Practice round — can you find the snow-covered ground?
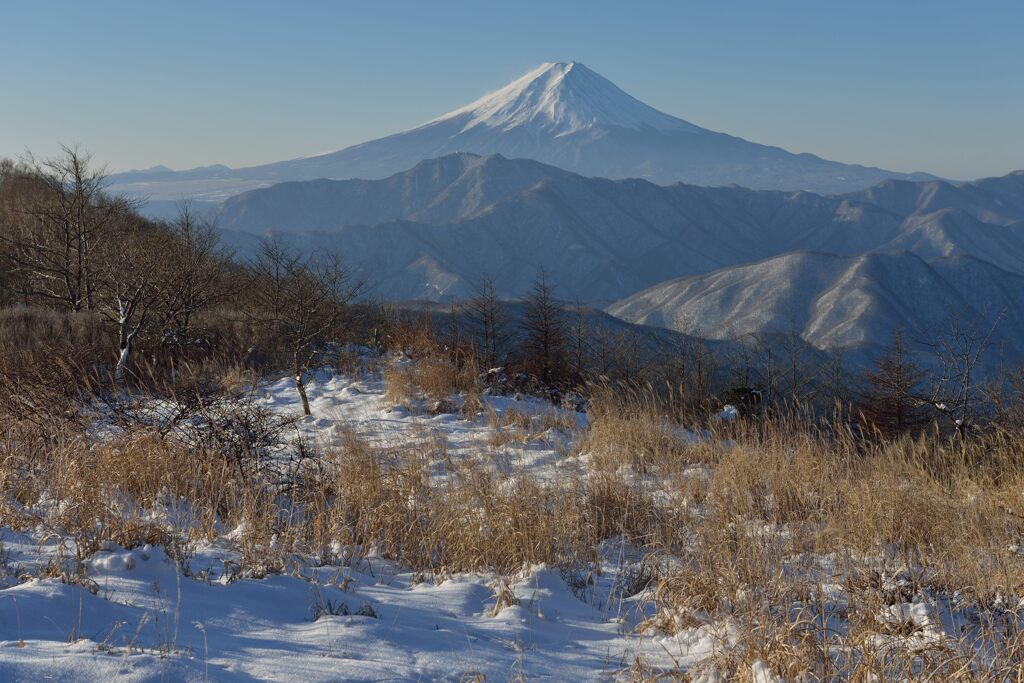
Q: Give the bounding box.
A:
[253,370,590,484]
[0,368,1015,680]
[0,370,727,681]
[0,537,709,681]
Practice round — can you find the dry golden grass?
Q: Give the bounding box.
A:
[0,429,238,578]
[580,384,702,475]
[614,411,1024,679]
[4,369,1024,678]
[321,434,632,572]
[383,363,416,405]
[385,355,479,409]
[483,405,577,451]
[485,407,532,447]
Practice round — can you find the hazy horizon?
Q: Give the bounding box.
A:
[3,0,1022,180]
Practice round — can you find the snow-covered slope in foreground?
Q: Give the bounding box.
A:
[0,373,707,681]
[0,543,694,681]
[111,62,935,202]
[0,365,1003,679]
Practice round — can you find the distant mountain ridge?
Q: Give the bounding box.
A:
[111,62,936,202]
[212,154,1024,303]
[214,154,574,231]
[606,251,1024,366]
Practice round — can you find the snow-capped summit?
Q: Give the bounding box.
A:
[111,62,936,202]
[430,62,698,136]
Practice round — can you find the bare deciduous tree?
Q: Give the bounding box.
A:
[0,146,127,311]
[568,300,590,381]
[156,204,234,354]
[466,277,511,369]
[917,311,1004,439]
[680,337,718,410]
[780,327,818,407]
[95,214,171,382]
[245,239,361,415]
[520,270,568,387]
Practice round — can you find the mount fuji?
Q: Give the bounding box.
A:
[111,62,935,202]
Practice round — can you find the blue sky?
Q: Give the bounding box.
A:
[2,0,1021,179]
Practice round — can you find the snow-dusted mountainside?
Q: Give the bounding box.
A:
[112,62,935,202]
[606,251,1024,365]
[214,155,1024,303]
[214,153,575,232]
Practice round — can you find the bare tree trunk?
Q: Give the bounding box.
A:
[294,376,309,413]
[296,373,311,416]
[294,353,312,415]
[115,329,136,383]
